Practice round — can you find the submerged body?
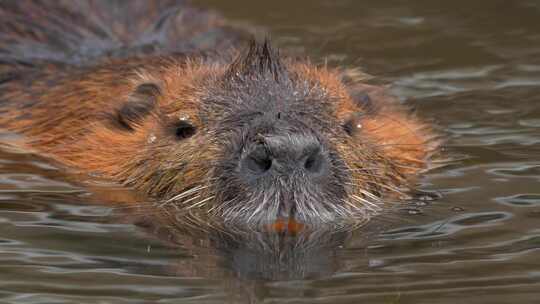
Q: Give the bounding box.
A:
[0,1,437,230]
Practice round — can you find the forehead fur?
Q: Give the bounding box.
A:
[225,39,286,82]
[197,40,345,131]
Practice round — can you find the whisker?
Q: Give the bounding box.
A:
[164,185,208,203]
[186,195,215,210]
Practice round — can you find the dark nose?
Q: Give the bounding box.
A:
[241,134,329,178]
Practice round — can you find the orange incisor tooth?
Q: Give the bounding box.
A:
[270,219,304,234]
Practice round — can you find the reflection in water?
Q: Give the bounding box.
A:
[133,212,355,303]
[216,230,345,281]
[134,207,353,279]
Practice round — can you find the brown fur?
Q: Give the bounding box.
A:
[0,1,438,229]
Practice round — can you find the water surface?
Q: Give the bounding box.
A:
[1,1,539,303]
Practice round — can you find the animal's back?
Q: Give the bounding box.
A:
[0,0,245,66]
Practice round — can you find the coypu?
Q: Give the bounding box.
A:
[0,1,438,231]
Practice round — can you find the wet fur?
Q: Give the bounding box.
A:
[0,1,438,230]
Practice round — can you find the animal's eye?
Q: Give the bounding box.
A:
[174,121,197,140]
[342,116,361,136]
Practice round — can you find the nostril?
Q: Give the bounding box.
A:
[304,154,316,170]
[247,156,272,173]
[244,146,272,174]
[303,148,325,174]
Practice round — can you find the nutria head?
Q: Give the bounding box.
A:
[206,42,352,227]
[27,40,435,230]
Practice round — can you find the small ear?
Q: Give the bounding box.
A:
[347,83,385,115]
[350,90,373,110]
[113,83,161,131]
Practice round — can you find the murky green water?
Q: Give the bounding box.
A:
[1,1,539,303]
